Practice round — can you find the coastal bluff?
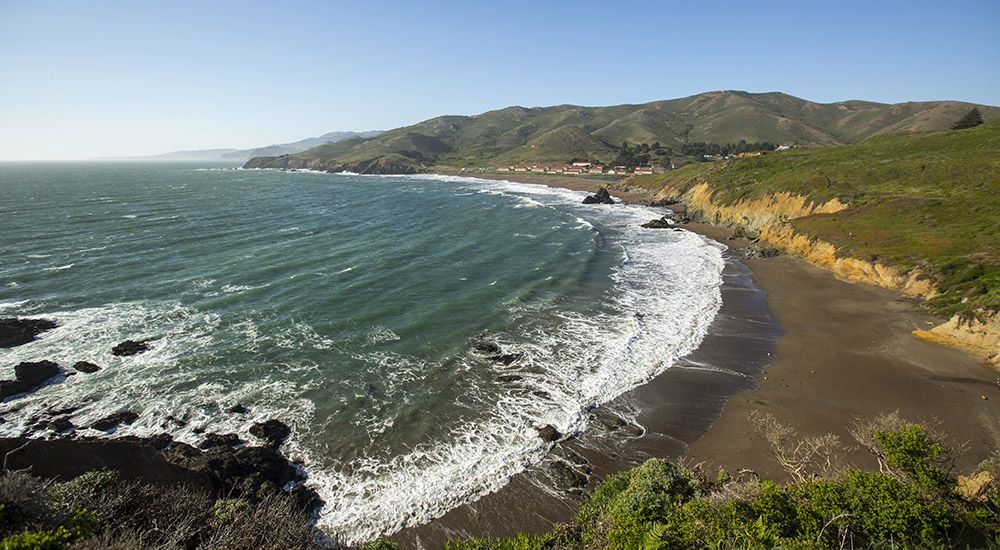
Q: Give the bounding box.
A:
[243,154,416,174]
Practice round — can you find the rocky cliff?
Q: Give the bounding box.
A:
[615,178,999,365]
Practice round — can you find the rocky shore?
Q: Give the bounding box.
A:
[0,317,321,516]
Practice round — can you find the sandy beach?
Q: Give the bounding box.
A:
[395,172,1000,548]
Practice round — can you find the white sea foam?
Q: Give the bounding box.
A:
[42,264,74,272]
[122,214,138,219]
[0,300,29,312]
[336,266,357,274]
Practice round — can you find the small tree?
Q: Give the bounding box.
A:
[951,108,984,130]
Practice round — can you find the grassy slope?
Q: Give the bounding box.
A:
[626,120,1000,317]
[276,91,1000,169]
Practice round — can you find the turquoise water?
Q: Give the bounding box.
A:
[0,163,724,542]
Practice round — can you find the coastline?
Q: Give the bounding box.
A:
[394,172,1000,547]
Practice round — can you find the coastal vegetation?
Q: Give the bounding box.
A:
[243,91,999,173]
[621,119,1000,321]
[445,414,1000,549]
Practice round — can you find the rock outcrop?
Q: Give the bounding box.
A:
[72,361,102,373]
[582,188,615,204]
[0,360,62,400]
[0,318,58,348]
[250,419,291,448]
[112,340,152,356]
[640,216,673,229]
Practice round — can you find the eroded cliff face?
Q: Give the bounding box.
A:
[619,178,997,364]
[913,312,1000,366]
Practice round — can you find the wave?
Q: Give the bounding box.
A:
[42,264,74,272]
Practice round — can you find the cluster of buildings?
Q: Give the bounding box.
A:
[496,161,665,176]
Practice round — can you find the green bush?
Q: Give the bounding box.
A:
[874,424,954,493]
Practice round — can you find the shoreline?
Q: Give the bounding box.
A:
[393,172,1000,547]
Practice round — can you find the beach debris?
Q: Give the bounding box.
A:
[0,360,63,400]
[582,187,615,205]
[112,339,152,356]
[538,424,561,442]
[250,419,291,448]
[0,317,58,348]
[91,410,139,431]
[640,216,674,229]
[72,361,102,373]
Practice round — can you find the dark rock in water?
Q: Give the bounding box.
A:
[538,424,561,442]
[199,432,243,449]
[112,340,151,356]
[250,419,291,448]
[592,408,628,431]
[496,374,523,383]
[640,216,673,229]
[71,361,102,373]
[91,410,139,431]
[49,417,75,434]
[0,318,58,348]
[473,339,501,355]
[228,403,249,414]
[166,414,188,427]
[290,482,325,512]
[582,187,615,205]
[550,461,588,490]
[0,360,62,401]
[490,353,523,365]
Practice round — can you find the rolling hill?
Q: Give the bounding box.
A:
[99,130,381,161]
[243,91,999,172]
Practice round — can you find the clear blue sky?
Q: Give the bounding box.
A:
[2,0,998,159]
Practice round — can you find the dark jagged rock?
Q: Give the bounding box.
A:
[0,360,62,400]
[0,318,58,348]
[49,417,75,433]
[112,340,151,356]
[228,403,249,414]
[199,432,243,449]
[490,353,523,365]
[71,361,102,373]
[640,216,674,229]
[496,374,523,383]
[538,424,561,442]
[582,187,615,205]
[91,410,139,431]
[739,244,784,259]
[250,419,291,448]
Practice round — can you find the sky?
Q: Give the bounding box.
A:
[1,0,998,160]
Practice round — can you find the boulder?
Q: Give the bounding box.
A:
[496,374,523,383]
[0,360,62,400]
[0,318,58,348]
[538,424,561,442]
[582,188,615,205]
[649,198,681,207]
[640,216,673,229]
[228,403,249,414]
[112,340,152,356]
[91,410,139,431]
[473,339,501,355]
[71,361,102,373]
[250,419,291,448]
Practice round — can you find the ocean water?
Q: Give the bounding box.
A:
[0,162,724,543]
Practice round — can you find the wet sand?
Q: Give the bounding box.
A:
[394,174,1000,548]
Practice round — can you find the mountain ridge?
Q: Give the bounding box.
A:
[96,130,382,161]
[244,91,1000,173]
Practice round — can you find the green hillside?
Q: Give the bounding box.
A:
[623,119,1000,318]
[246,91,999,171]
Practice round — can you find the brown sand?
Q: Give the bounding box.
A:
[393,174,1000,548]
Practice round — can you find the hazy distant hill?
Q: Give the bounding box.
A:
[99,130,381,161]
[245,91,1000,172]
